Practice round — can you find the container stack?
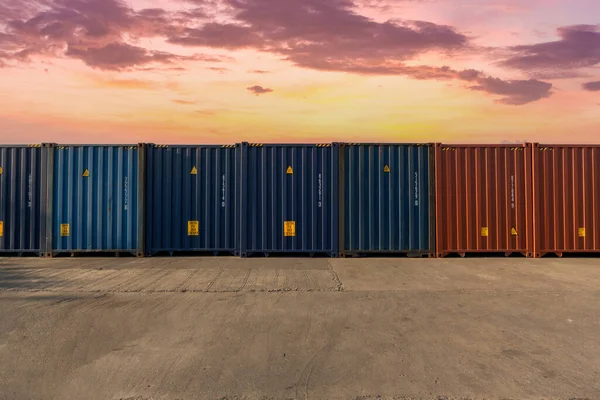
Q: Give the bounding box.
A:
[0,141,598,258]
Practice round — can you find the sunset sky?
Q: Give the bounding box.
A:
[0,0,599,144]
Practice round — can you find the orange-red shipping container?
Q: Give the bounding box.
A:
[533,144,600,257]
[435,143,534,257]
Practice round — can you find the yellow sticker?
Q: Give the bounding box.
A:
[578,228,585,237]
[286,166,293,174]
[82,169,89,177]
[284,221,296,237]
[481,227,488,237]
[60,224,70,237]
[188,221,199,236]
[0,221,3,237]
[0,166,3,175]
[383,165,391,173]
[511,227,518,236]
[191,166,198,175]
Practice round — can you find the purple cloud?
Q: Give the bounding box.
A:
[501,25,600,76]
[0,0,553,105]
[468,77,552,105]
[247,85,273,95]
[583,81,600,91]
[0,0,212,68]
[169,0,469,68]
[66,43,177,70]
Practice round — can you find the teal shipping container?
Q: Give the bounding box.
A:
[339,143,435,257]
[44,144,145,256]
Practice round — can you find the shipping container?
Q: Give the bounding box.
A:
[0,145,49,255]
[533,144,600,256]
[435,144,534,257]
[238,143,338,257]
[44,144,145,256]
[339,143,435,257]
[145,144,238,256]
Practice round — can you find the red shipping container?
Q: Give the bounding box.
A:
[435,144,534,257]
[533,144,600,257]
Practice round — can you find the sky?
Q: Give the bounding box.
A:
[0,0,599,144]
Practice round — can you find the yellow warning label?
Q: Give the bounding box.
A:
[188,221,199,236]
[0,221,3,237]
[60,224,70,237]
[191,166,198,175]
[82,169,89,177]
[511,227,518,236]
[578,227,586,237]
[286,166,293,174]
[481,227,488,237]
[0,166,3,175]
[383,165,391,173]
[284,221,296,237]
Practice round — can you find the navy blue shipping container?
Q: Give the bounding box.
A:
[339,143,435,257]
[145,144,238,255]
[0,145,48,255]
[238,143,338,257]
[44,144,145,256]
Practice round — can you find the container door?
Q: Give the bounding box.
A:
[51,146,141,254]
[0,147,43,254]
[341,144,433,256]
[240,144,337,256]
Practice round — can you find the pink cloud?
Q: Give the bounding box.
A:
[501,25,600,76]
[247,85,273,95]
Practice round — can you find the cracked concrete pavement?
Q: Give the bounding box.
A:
[0,257,599,400]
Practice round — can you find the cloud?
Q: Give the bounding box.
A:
[249,69,270,74]
[583,81,600,91]
[207,66,230,72]
[168,0,469,71]
[293,62,552,105]
[168,23,263,49]
[0,0,216,69]
[247,85,273,95]
[468,77,552,105]
[173,99,197,104]
[501,25,600,76]
[0,0,551,105]
[66,43,180,70]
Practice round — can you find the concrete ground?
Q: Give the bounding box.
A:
[0,257,599,400]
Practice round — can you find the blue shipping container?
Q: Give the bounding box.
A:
[44,144,144,256]
[145,144,238,255]
[239,143,338,257]
[0,145,48,255]
[339,143,435,257]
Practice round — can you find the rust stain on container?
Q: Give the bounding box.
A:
[533,144,600,257]
[435,143,534,257]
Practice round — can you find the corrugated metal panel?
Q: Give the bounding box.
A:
[339,143,435,257]
[145,144,238,255]
[533,144,600,256]
[238,143,338,257]
[45,144,144,256]
[435,144,534,257]
[0,145,48,255]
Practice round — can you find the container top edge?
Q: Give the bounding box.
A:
[148,144,238,147]
[338,142,436,146]
[0,144,43,148]
[49,144,142,147]
[535,143,600,147]
[438,143,531,147]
